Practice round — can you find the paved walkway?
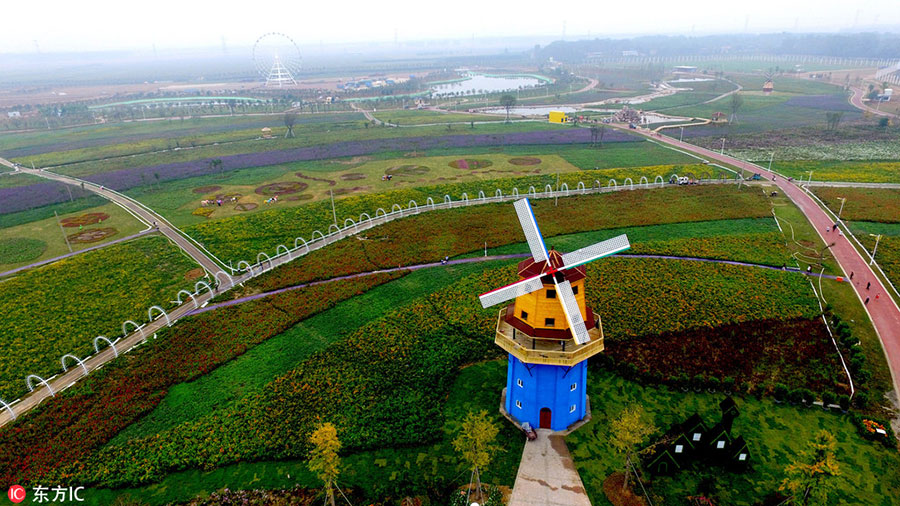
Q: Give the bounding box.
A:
[628,126,900,401]
[508,429,592,506]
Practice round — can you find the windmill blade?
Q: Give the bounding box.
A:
[560,234,630,270]
[555,279,590,345]
[478,274,544,308]
[514,198,549,263]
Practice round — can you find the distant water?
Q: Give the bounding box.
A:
[432,75,543,97]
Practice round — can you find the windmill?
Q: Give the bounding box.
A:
[762,72,774,95]
[479,198,629,432]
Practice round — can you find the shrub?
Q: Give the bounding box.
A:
[773,384,789,402]
[788,389,804,404]
[838,395,851,412]
[822,391,837,406]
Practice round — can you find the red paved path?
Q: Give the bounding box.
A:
[633,128,900,399]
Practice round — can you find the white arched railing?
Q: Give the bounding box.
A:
[294,237,311,255]
[560,183,569,196]
[607,179,617,189]
[595,179,602,190]
[359,212,372,224]
[344,218,357,232]
[236,260,252,273]
[94,336,118,357]
[311,230,326,242]
[148,305,172,327]
[544,184,553,196]
[61,354,89,376]
[408,200,419,214]
[256,252,273,272]
[655,175,665,186]
[0,398,14,419]
[327,224,342,237]
[122,320,145,340]
[26,374,54,397]
[444,195,452,206]
[640,176,649,188]
[461,193,469,205]
[495,189,503,200]
[512,187,519,198]
[177,289,198,309]
[375,208,387,220]
[426,197,435,210]
[214,270,235,290]
[392,203,403,217]
[478,190,486,201]
[577,181,586,194]
[624,178,634,190]
[528,186,537,197]
[194,280,213,296]
[276,244,292,261]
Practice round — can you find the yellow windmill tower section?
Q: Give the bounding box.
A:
[548,111,567,124]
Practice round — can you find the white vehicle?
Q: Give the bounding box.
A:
[677,176,690,185]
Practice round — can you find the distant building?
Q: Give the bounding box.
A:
[763,80,774,94]
[673,66,698,73]
[622,50,640,57]
[876,89,893,102]
[7,111,21,118]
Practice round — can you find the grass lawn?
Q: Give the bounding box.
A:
[0,171,44,189]
[370,108,504,125]
[570,368,900,506]
[83,360,523,506]
[0,201,146,272]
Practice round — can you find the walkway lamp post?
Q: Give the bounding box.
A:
[767,152,774,172]
[679,126,684,142]
[807,170,814,185]
[870,234,883,265]
[837,197,847,221]
[720,138,726,154]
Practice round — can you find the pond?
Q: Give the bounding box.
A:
[431,74,545,97]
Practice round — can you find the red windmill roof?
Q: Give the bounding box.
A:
[517,249,587,282]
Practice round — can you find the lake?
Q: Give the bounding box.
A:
[432,74,545,97]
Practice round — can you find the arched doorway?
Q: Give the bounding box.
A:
[539,407,552,429]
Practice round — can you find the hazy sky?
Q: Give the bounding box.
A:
[2,0,899,53]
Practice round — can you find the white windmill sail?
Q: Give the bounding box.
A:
[560,234,630,269]
[514,198,548,262]
[555,279,590,344]
[479,275,545,308]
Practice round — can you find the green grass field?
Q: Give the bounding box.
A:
[370,108,504,125]
[571,368,900,506]
[0,201,146,272]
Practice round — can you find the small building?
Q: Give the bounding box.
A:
[673,66,698,73]
[876,89,893,102]
[548,111,567,124]
[622,50,640,57]
[261,127,273,139]
[762,80,774,94]
[7,111,21,118]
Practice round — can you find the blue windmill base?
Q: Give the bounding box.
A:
[502,353,591,432]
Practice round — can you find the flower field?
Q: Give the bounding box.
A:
[774,160,900,183]
[54,256,821,488]
[187,183,769,267]
[0,272,403,486]
[0,236,203,400]
[813,187,900,223]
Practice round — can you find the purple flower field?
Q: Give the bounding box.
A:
[782,94,859,112]
[0,181,94,215]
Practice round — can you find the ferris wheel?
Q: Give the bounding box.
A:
[252,32,302,87]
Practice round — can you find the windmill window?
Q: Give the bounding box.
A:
[517,378,524,388]
[693,433,701,441]
[739,453,747,461]
[515,400,522,409]
[716,440,726,449]
[569,404,576,413]
[520,311,528,321]
[544,318,556,327]
[570,382,577,391]
[572,285,579,295]
[675,445,684,454]
[546,289,557,299]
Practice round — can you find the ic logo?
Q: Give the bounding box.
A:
[7,485,26,503]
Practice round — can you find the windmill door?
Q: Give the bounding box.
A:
[539,408,552,429]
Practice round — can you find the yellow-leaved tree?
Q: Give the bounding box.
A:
[609,405,657,492]
[779,429,842,505]
[309,422,342,506]
[453,410,501,504]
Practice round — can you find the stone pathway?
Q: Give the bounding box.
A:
[508,429,592,506]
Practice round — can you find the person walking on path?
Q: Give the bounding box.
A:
[865,296,870,305]
[867,281,871,290]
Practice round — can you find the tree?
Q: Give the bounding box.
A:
[208,159,224,178]
[499,94,517,123]
[284,112,298,138]
[610,405,656,492]
[590,124,606,147]
[825,111,844,130]
[729,92,744,123]
[309,423,342,506]
[453,410,501,504]
[779,429,841,505]
[879,117,890,129]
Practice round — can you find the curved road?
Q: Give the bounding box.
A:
[629,126,900,400]
[849,86,897,118]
